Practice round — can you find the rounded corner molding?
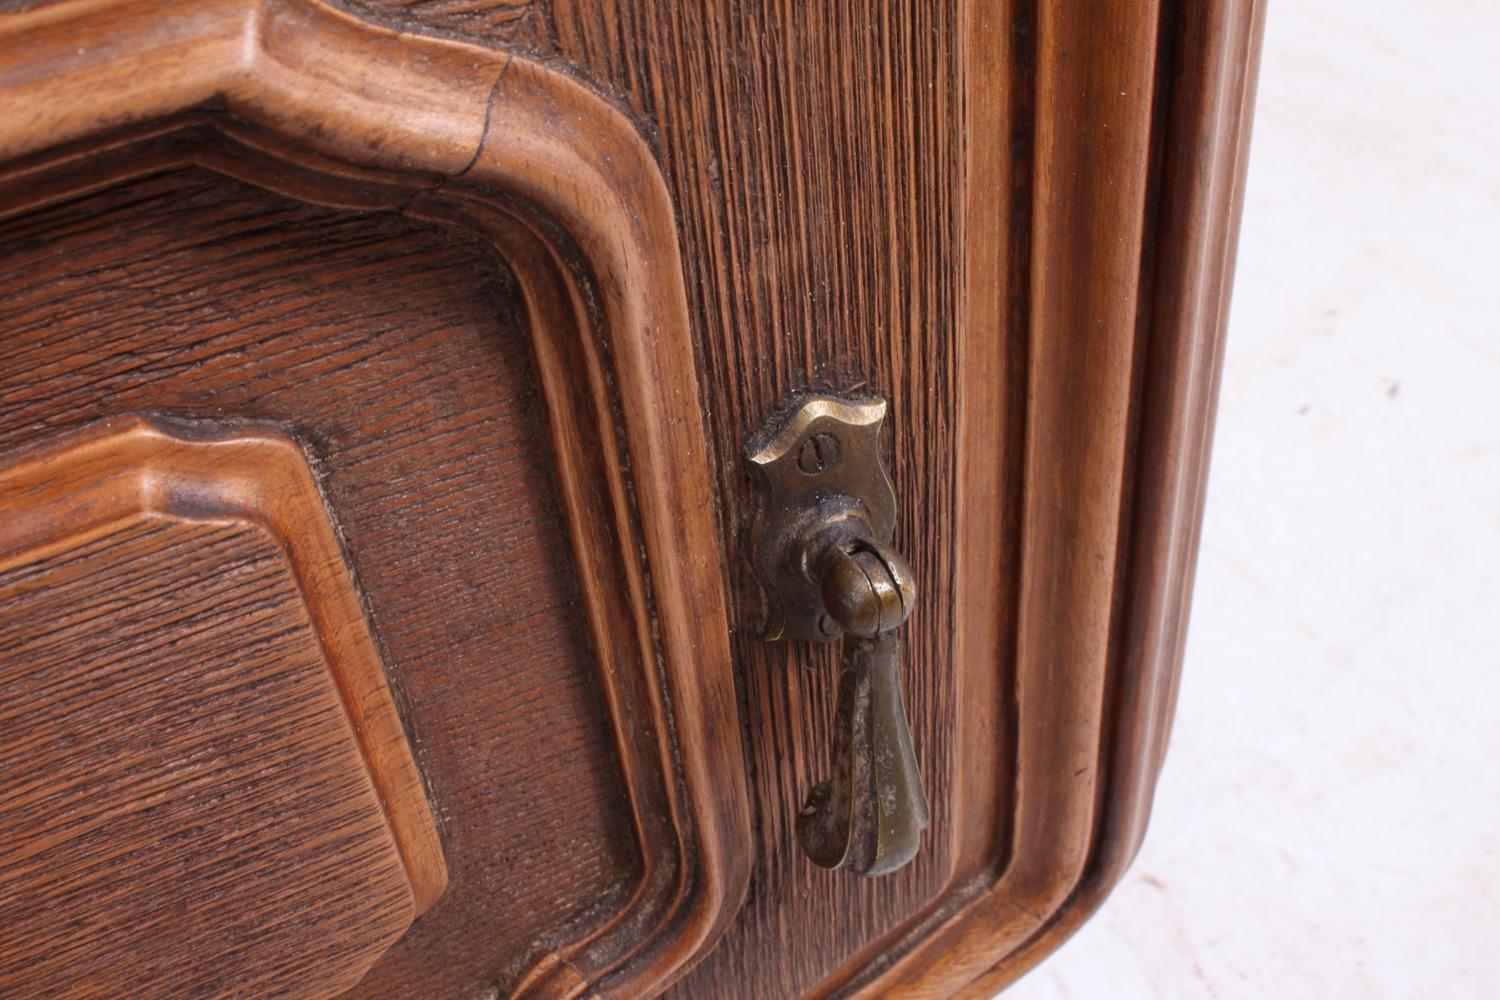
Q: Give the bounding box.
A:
[0,2,751,994]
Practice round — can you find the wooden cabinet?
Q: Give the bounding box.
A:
[0,1,1264,996]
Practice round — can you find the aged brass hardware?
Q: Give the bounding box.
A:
[745,394,930,876]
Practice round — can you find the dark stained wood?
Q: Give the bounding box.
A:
[2,515,420,1000]
[0,170,641,996]
[341,0,540,48]
[514,6,968,996]
[0,509,418,999]
[0,2,759,993]
[0,417,448,926]
[310,0,1264,994]
[530,5,1263,995]
[0,0,1264,994]
[850,3,1270,995]
[0,411,473,994]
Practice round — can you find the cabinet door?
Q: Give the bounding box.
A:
[0,5,749,997]
[0,0,1264,997]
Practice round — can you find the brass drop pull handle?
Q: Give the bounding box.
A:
[798,531,928,874]
[745,395,930,876]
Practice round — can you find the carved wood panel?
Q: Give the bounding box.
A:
[297,1,1265,994]
[0,0,1265,995]
[0,1,753,994]
[365,3,968,991]
[0,418,445,997]
[0,169,646,995]
[2,518,415,999]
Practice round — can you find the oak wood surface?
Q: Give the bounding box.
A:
[0,516,414,998]
[0,0,762,983]
[335,2,1260,996]
[509,7,969,996]
[523,5,1264,996]
[0,169,641,996]
[0,0,1264,994]
[0,417,448,921]
[856,3,1270,995]
[0,1,758,992]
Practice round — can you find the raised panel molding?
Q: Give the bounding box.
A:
[0,417,444,997]
[0,1,752,995]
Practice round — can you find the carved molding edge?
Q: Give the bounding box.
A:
[0,416,446,994]
[0,2,752,995]
[829,3,1272,997]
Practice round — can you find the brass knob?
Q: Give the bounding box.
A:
[817,535,915,639]
[745,394,931,877]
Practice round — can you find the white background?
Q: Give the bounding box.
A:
[1006,2,1500,997]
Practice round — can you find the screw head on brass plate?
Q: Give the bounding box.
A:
[745,394,896,642]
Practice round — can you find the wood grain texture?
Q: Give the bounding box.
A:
[533,7,969,997]
[298,0,1265,994]
[0,0,1265,993]
[341,0,538,48]
[0,1,754,992]
[0,165,660,997]
[0,510,415,999]
[851,3,1270,996]
[0,417,447,922]
[530,5,1263,996]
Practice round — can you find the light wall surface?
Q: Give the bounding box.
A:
[1005,3,1500,997]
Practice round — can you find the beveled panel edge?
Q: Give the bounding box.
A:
[0,2,752,993]
[0,415,448,916]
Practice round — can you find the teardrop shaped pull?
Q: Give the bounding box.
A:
[746,394,930,877]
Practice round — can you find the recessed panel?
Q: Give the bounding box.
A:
[0,168,642,996]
